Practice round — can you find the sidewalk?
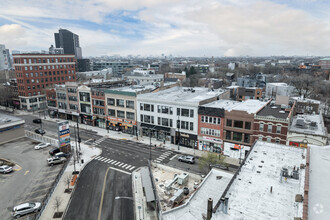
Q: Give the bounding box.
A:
[39,142,101,220]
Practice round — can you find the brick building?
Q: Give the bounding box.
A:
[91,88,106,128]
[13,53,76,110]
[253,103,295,145]
[197,105,225,153]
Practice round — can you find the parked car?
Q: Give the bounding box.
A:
[54,152,70,158]
[34,128,45,135]
[0,165,13,174]
[32,118,42,124]
[47,156,66,166]
[12,202,41,218]
[34,142,50,150]
[178,155,195,164]
[49,147,60,156]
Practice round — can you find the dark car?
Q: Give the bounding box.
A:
[32,119,42,124]
[35,128,45,135]
[49,147,61,156]
[178,155,195,164]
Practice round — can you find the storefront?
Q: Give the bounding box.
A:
[58,109,67,120]
[140,123,171,142]
[107,117,137,135]
[198,136,223,153]
[81,114,93,126]
[95,117,106,129]
[177,132,197,149]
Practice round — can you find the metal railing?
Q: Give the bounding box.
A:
[25,130,59,146]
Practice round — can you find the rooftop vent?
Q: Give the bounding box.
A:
[279,110,285,114]
[296,119,305,128]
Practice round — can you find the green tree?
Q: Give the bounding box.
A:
[198,152,227,174]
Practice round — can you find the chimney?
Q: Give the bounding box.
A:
[206,198,213,220]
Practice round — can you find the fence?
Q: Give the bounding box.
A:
[25,130,58,147]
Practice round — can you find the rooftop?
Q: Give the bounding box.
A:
[267,82,289,86]
[162,169,233,220]
[256,104,290,119]
[214,141,307,220]
[204,99,267,114]
[291,97,321,105]
[0,113,25,128]
[137,86,225,105]
[308,145,330,220]
[289,113,327,136]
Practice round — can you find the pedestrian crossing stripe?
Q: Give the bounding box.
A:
[111,160,116,164]
[114,161,120,166]
[104,159,111,163]
[95,156,101,159]
[129,166,135,171]
[117,163,124,167]
[126,165,132,169]
[122,164,128,168]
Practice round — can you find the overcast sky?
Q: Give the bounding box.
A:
[0,0,329,57]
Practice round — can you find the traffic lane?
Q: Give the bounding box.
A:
[64,160,133,220]
[0,138,63,220]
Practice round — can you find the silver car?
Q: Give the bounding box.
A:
[34,142,50,150]
[47,156,66,166]
[0,165,13,174]
[178,155,195,164]
[12,202,41,218]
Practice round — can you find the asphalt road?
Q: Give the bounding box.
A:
[0,138,64,220]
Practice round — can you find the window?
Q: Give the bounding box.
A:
[276,125,281,134]
[117,110,125,118]
[126,112,135,120]
[190,122,193,131]
[226,131,231,140]
[217,118,221,124]
[275,138,280,144]
[259,122,264,131]
[233,120,244,128]
[190,109,194,117]
[181,108,189,117]
[258,136,263,141]
[116,99,124,107]
[233,132,242,142]
[226,119,232,127]
[107,98,115,106]
[108,109,115,116]
[177,108,180,115]
[180,121,189,130]
[142,104,154,112]
[268,124,272,133]
[266,137,271,142]
[201,116,204,122]
[245,122,251,130]
[244,134,250,143]
[126,100,134,109]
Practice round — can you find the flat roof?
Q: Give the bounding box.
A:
[267,82,289,86]
[137,86,225,105]
[308,145,330,220]
[163,169,233,220]
[291,97,321,104]
[0,113,25,129]
[204,99,267,114]
[289,113,326,136]
[214,141,306,219]
[257,105,290,119]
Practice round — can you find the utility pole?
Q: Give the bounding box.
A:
[73,126,77,172]
[76,118,81,161]
[149,128,152,161]
[177,115,180,151]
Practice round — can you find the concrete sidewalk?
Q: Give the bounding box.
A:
[39,143,101,220]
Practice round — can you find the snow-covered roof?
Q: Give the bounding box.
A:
[267,82,289,87]
[204,99,268,114]
[162,169,233,220]
[289,113,327,137]
[291,97,321,105]
[0,113,25,128]
[214,141,306,220]
[308,145,330,220]
[137,86,225,105]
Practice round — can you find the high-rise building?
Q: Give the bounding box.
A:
[13,53,76,111]
[54,29,82,59]
[0,44,12,70]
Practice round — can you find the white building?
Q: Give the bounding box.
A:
[137,86,228,148]
[265,82,295,98]
[287,113,328,146]
[125,74,164,86]
[132,68,155,75]
[0,44,12,70]
[79,68,112,79]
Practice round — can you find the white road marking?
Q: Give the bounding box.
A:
[104,159,111,163]
[95,156,101,160]
[117,163,124,167]
[122,164,128,168]
[129,166,135,170]
[125,165,132,169]
[100,158,107,162]
[111,161,117,164]
[108,160,114,163]
[169,154,177,160]
[114,162,121,166]
[108,166,131,175]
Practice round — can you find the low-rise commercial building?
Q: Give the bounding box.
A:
[0,113,25,144]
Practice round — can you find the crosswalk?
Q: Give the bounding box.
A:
[94,137,107,145]
[94,156,136,172]
[154,151,175,163]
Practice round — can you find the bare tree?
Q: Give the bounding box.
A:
[198,152,227,174]
[53,196,62,216]
[286,73,319,99]
[63,175,72,191]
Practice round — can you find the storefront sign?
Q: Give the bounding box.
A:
[202,136,223,144]
[180,133,190,138]
[58,120,70,148]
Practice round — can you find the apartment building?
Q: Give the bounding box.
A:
[137,86,229,148]
[78,85,93,125]
[253,103,294,145]
[227,86,263,101]
[91,88,106,128]
[13,53,76,110]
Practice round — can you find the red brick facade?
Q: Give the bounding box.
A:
[13,54,76,97]
[252,119,289,145]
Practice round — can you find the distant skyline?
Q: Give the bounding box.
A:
[0,0,330,57]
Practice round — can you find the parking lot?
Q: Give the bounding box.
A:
[0,137,64,220]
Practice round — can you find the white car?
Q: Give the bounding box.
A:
[12,202,41,218]
[0,165,13,174]
[34,142,50,150]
